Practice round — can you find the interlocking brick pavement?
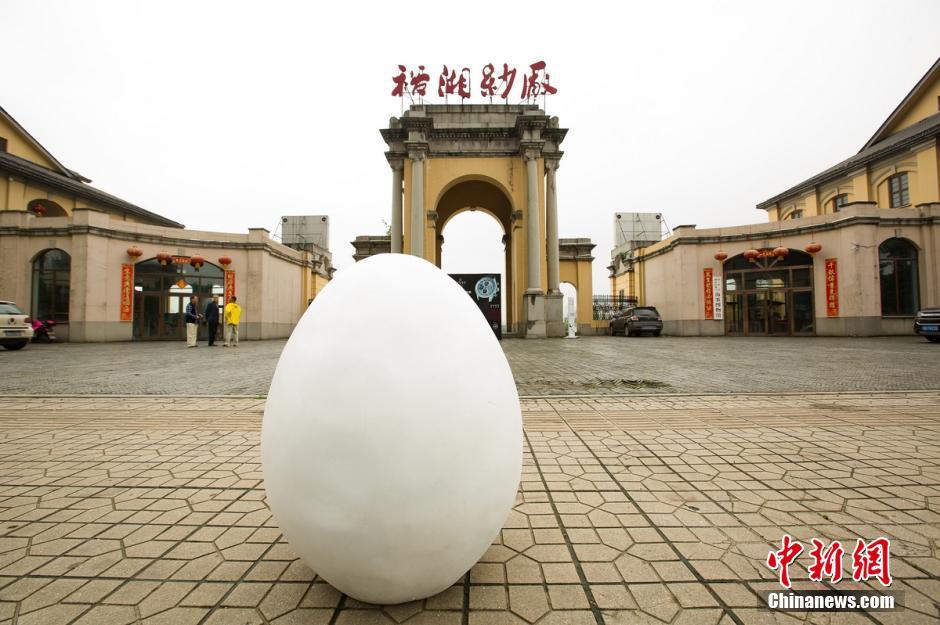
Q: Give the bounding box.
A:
[0,393,937,624]
[1,336,939,396]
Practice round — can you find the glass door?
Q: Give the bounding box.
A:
[745,292,768,335]
[769,290,789,335]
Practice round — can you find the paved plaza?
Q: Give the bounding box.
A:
[0,338,938,623]
[0,336,938,396]
[0,392,938,624]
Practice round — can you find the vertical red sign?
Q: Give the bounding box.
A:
[825,258,839,317]
[225,270,236,301]
[120,263,133,322]
[704,268,714,320]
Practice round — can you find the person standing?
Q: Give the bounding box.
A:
[224,295,242,347]
[185,295,202,347]
[205,295,221,346]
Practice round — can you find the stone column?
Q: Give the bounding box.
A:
[524,151,542,294]
[389,160,403,253]
[409,152,425,258]
[545,159,560,294]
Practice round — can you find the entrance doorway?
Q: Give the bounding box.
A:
[723,250,814,336]
[133,258,224,340]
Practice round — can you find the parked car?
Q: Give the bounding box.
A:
[0,301,34,350]
[611,306,663,337]
[914,308,940,342]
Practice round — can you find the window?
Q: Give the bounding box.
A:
[879,238,918,316]
[783,209,803,220]
[0,136,7,152]
[888,173,909,208]
[31,249,71,323]
[831,194,848,212]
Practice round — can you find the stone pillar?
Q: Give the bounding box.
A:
[545,159,560,294]
[409,152,425,258]
[389,160,403,253]
[524,151,542,294]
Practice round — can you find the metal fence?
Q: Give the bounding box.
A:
[592,294,638,320]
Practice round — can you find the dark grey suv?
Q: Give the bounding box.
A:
[914,308,940,342]
[611,306,663,337]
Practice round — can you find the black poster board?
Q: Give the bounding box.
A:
[449,274,502,339]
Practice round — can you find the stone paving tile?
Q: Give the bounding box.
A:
[0,392,937,623]
[1,336,939,396]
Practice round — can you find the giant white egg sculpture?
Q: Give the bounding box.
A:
[262,253,522,605]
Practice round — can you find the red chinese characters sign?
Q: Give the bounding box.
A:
[703,268,714,320]
[120,263,133,322]
[392,62,557,102]
[825,258,839,317]
[224,270,236,301]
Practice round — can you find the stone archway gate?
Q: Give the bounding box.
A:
[379,104,593,338]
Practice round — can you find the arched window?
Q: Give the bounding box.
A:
[32,249,71,322]
[879,238,919,316]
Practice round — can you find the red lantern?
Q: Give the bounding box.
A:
[156,251,172,267]
[218,255,232,268]
[126,245,143,259]
[190,254,205,271]
[773,246,789,259]
[743,249,760,262]
[32,204,47,216]
[713,251,728,262]
[805,242,822,255]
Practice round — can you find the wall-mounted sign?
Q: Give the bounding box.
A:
[120,263,133,322]
[704,268,714,320]
[825,258,839,317]
[450,274,501,339]
[172,255,190,265]
[712,276,724,321]
[225,270,236,302]
[392,61,557,102]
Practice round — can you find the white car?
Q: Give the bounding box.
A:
[0,301,34,350]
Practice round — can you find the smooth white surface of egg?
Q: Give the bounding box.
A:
[262,253,522,604]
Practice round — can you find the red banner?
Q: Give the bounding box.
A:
[225,270,236,301]
[704,268,714,320]
[825,258,839,317]
[120,263,133,322]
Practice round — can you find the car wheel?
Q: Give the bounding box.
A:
[2,341,28,351]
[927,336,940,343]
[653,331,662,337]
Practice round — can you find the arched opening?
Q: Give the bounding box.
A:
[560,282,577,336]
[31,249,71,323]
[440,211,507,332]
[434,178,515,335]
[879,238,919,316]
[133,257,224,340]
[27,199,67,217]
[722,249,814,336]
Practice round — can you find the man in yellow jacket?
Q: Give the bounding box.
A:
[223,295,242,347]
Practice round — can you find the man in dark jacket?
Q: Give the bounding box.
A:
[205,296,221,346]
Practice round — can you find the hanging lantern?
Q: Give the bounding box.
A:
[156,251,172,267]
[126,245,143,259]
[31,204,47,217]
[218,255,232,268]
[805,242,823,255]
[713,251,728,262]
[190,254,205,271]
[773,246,789,259]
[743,249,760,263]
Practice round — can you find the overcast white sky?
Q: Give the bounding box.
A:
[3,1,939,294]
